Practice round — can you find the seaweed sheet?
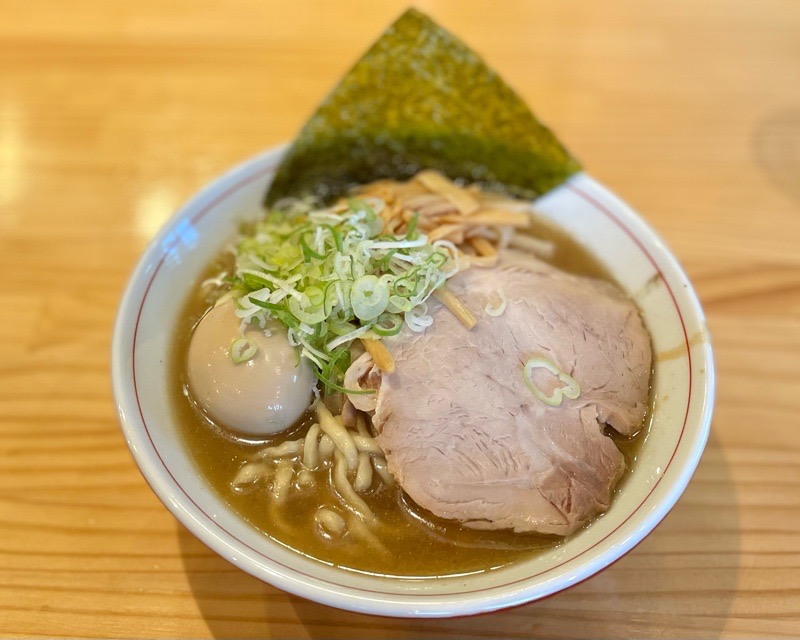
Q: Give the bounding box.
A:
[265,8,580,205]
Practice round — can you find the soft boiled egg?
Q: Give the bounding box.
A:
[186,301,315,436]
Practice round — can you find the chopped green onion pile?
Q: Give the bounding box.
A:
[227,197,459,393]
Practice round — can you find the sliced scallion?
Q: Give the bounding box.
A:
[230,337,258,364]
[523,355,580,406]
[485,290,507,317]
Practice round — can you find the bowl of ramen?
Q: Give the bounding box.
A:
[113,144,714,616]
[112,9,714,618]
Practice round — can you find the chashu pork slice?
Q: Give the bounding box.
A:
[345,250,652,536]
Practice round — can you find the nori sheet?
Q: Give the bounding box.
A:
[265,8,580,205]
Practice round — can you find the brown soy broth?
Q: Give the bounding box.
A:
[170,214,649,577]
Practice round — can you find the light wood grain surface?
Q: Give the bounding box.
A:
[1,1,799,638]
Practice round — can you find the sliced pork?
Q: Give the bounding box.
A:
[347,250,651,536]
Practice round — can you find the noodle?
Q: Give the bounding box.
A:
[303,423,321,469]
[352,434,383,456]
[371,456,395,487]
[255,439,303,459]
[317,404,358,470]
[332,450,375,522]
[236,406,390,525]
[271,460,294,503]
[296,468,315,488]
[318,433,335,459]
[346,514,388,555]
[315,508,347,538]
[231,462,266,489]
[354,451,373,492]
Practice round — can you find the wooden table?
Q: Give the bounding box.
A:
[1,1,798,637]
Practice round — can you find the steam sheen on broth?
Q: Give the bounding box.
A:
[171,193,649,578]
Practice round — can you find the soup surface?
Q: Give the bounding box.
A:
[171,215,648,578]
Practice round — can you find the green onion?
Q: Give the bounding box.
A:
[485,290,507,317]
[248,296,283,311]
[372,313,403,336]
[288,296,327,324]
[230,337,258,364]
[523,355,580,406]
[393,270,420,297]
[405,212,419,239]
[229,197,460,391]
[351,275,390,321]
[300,232,327,261]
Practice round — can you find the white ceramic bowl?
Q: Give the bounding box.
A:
[112,145,715,617]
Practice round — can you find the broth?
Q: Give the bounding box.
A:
[170,215,648,578]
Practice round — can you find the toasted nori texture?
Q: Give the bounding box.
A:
[265,8,580,205]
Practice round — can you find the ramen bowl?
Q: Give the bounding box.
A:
[112,145,715,617]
